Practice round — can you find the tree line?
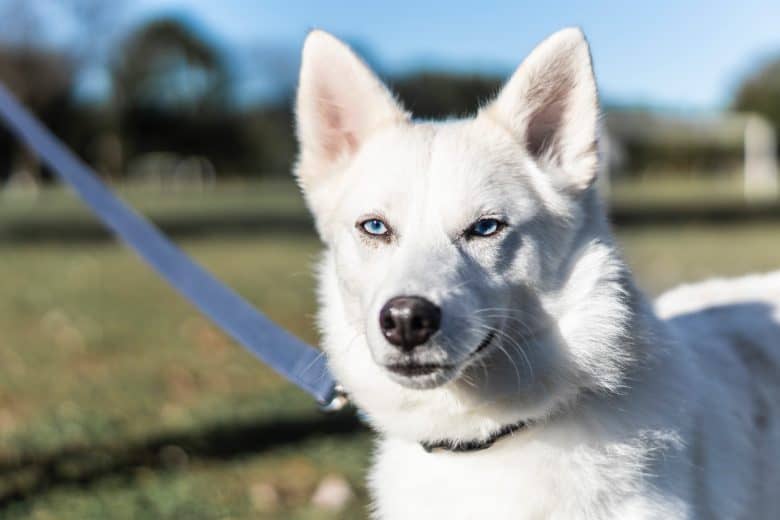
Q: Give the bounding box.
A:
[0,12,777,183]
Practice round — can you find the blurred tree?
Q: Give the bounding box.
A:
[733,56,780,134]
[112,17,249,176]
[391,72,503,119]
[0,46,75,115]
[113,18,230,114]
[0,44,78,183]
[0,0,126,183]
[241,105,296,175]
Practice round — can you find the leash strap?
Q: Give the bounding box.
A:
[0,83,338,405]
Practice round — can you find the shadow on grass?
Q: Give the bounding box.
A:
[0,411,366,508]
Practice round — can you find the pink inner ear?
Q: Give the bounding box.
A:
[523,69,574,163]
[526,97,566,161]
[320,90,359,161]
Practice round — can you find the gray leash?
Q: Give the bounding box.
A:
[0,83,346,410]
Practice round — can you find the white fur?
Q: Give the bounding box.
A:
[294,28,780,519]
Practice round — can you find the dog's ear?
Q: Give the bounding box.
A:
[482,28,599,193]
[295,30,408,188]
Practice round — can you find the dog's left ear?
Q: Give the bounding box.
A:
[295,30,408,185]
[482,28,599,193]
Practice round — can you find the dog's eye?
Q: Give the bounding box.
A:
[466,218,504,238]
[360,218,390,237]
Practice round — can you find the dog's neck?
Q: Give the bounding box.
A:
[420,419,528,453]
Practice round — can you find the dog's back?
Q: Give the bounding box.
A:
[656,272,780,517]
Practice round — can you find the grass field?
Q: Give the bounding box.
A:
[1,181,780,518]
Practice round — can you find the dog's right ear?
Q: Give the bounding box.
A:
[480,28,600,194]
[295,30,408,196]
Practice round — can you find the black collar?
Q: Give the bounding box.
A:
[420,420,527,453]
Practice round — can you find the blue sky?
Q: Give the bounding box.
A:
[24,0,780,110]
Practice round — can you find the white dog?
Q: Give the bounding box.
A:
[293,28,780,519]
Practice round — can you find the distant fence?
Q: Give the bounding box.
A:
[602,111,779,203]
[744,114,778,202]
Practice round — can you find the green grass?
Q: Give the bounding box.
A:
[1,181,780,518]
[0,236,372,519]
[617,223,780,294]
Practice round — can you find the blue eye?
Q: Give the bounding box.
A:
[360,218,389,236]
[468,218,503,237]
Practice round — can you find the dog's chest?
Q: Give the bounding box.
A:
[371,439,558,518]
[369,435,681,520]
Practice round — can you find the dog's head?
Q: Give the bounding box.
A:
[294,29,634,440]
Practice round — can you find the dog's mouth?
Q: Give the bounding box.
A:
[384,331,496,385]
[385,362,453,377]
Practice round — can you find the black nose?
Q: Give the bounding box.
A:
[379,296,441,351]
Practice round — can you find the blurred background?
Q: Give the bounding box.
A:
[1,1,780,518]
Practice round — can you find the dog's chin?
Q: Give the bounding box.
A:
[384,363,458,389]
[380,330,497,390]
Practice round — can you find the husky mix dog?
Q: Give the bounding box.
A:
[293,28,780,519]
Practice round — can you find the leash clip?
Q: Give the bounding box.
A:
[319,384,349,413]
